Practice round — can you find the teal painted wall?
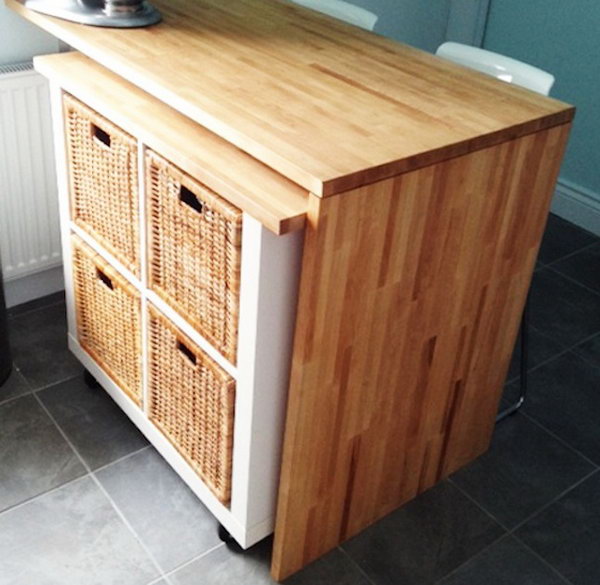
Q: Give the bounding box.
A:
[0,0,452,63]
[355,0,451,53]
[483,0,600,197]
[0,2,58,65]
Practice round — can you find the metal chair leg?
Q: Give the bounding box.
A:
[496,293,530,422]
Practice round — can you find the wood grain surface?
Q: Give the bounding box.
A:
[272,122,571,580]
[10,0,573,196]
[35,52,308,235]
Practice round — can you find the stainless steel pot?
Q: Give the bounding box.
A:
[24,0,161,28]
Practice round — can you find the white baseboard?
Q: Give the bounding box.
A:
[4,265,64,308]
[551,178,600,237]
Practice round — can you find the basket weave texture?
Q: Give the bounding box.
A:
[147,303,235,504]
[146,150,242,364]
[64,93,140,277]
[72,234,142,405]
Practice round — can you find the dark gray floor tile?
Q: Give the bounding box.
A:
[573,333,600,368]
[0,476,159,585]
[286,549,372,585]
[451,414,593,529]
[170,539,369,585]
[170,540,270,585]
[8,302,81,389]
[341,482,505,585]
[0,394,86,512]
[537,214,597,265]
[439,536,566,585]
[0,367,31,403]
[7,290,66,318]
[519,352,600,464]
[96,448,220,573]
[528,268,600,348]
[37,375,148,470]
[550,243,600,294]
[516,471,600,585]
[505,325,567,383]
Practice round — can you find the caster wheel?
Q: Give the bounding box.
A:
[83,369,101,389]
[218,524,242,552]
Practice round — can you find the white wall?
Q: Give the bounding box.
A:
[0,1,58,65]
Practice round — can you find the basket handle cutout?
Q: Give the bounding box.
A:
[179,185,204,214]
[91,123,111,148]
[177,339,197,366]
[96,268,114,290]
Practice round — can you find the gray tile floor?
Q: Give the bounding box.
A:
[1,213,599,585]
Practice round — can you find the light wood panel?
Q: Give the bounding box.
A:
[35,52,308,235]
[10,0,573,196]
[272,123,571,580]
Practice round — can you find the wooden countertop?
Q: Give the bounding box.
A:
[10,0,574,196]
[35,52,308,234]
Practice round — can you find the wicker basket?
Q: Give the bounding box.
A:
[64,93,140,277]
[72,234,142,406]
[147,303,235,504]
[146,150,242,363]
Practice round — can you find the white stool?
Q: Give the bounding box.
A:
[290,0,378,31]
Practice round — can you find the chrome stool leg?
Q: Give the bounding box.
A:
[497,293,530,422]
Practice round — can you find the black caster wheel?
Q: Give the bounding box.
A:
[218,524,242,552]
[83,369,101,389]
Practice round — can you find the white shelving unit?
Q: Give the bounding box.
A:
[48,80,305,548]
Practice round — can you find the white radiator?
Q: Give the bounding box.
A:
[0,61,61,282]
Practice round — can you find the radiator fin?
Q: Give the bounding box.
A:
[0,68,61,281]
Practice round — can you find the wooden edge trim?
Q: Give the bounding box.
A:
[318,108,576,197]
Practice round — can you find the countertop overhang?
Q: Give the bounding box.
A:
[9,0,574,196]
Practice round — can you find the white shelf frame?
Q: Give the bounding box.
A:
[48,81,304,548]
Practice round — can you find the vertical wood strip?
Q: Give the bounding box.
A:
[272,123,571,580]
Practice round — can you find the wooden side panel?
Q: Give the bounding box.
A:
[272,124,571,580]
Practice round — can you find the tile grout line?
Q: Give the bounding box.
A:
[507,468,600,535]
[30,372,85,393]
[446,469,599,585]
[0,369,90,408]
[0,388,36,409]
[520,410,600,469]
[0,471,91,519]
[430,533,514,585]
[92,444,152,474]
[542,239,599,269]
[447,478,512,533]
[32,392,169,582]
[0,370,94,409]
[543,263,600,298]
[337,544,380,585]
[505,329,600,387]
[158,542,226,582]
[510,533,576,585]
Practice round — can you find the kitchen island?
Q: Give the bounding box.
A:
[10,0,574,579]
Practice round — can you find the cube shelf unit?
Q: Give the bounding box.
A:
[45,58,308,548]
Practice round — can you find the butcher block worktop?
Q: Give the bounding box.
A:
[13,0,576,581]
[9,0,573,196]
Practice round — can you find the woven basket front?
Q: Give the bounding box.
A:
[146,150,242,364]
[71,235,142,405]
[147,303,235,505]
[64,93,140,277]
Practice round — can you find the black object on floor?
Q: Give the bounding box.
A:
[0,263,12,386]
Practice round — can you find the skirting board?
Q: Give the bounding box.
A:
[3,264,64,308]
[551,178,600,237]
